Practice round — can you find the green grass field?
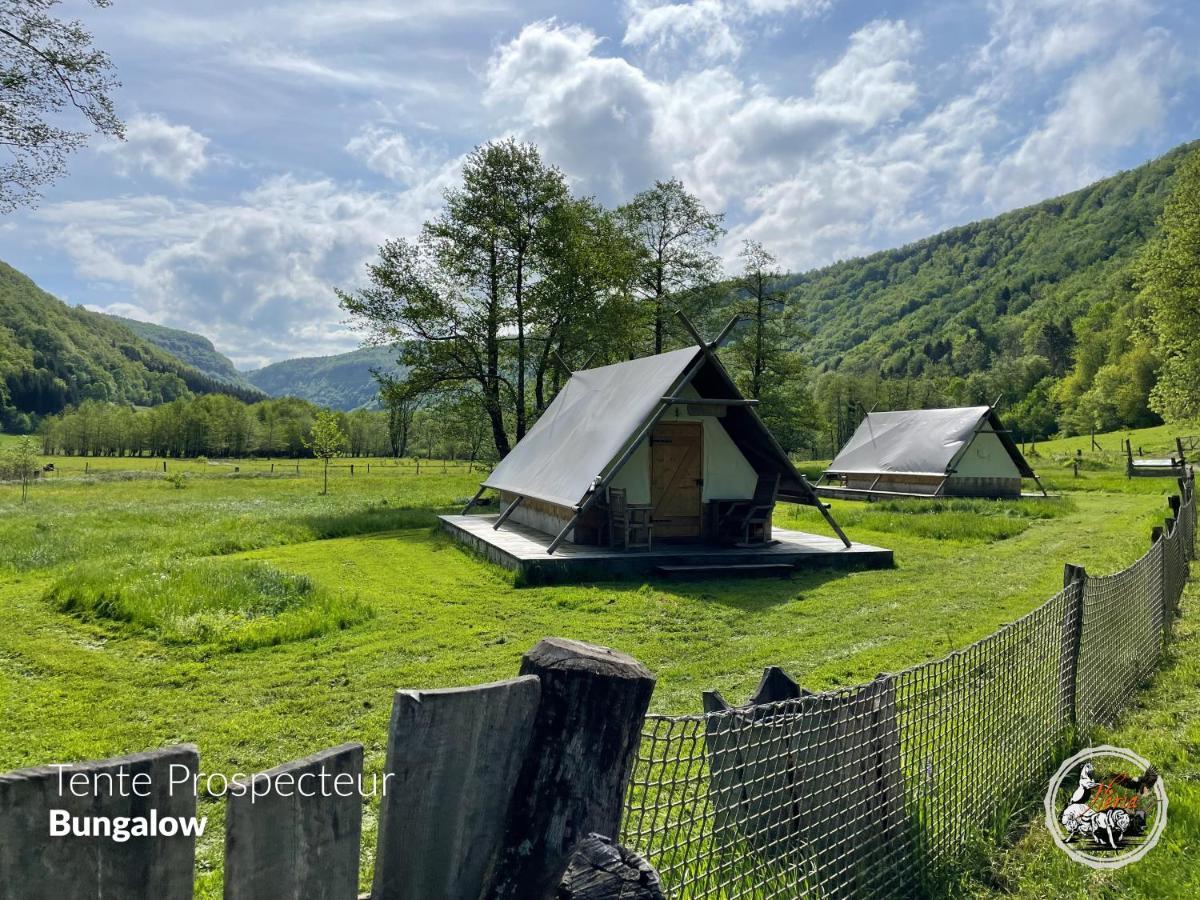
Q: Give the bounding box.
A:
[0,430,1193,895]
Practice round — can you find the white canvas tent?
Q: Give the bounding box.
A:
[821,406,1041,499]
[468,334,849,554]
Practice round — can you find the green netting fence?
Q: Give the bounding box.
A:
[622,475,1195,898]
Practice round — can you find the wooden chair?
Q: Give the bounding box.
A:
[608,488,653,551]
[719,474,779,546]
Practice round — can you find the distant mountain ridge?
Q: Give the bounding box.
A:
[102,314,260,394]
[243,347,406,410]
[0,260,264,430]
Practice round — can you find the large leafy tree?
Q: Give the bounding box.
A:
[617,178,724,353]
[1,0,124,212]
[341,140,644,459]
[1140,149,1200,422]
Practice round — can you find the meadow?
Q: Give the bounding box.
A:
[0,423,1192,895]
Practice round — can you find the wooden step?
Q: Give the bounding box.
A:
[655,563,795,577]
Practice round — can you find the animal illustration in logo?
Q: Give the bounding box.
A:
[1059,762,1157,850]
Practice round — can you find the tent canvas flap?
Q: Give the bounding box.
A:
[483,346,700,509]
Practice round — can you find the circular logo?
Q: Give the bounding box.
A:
[1044,745,1167,869]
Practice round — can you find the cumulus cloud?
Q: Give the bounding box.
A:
[104,114,210,186]
[487,18,919,215]
[979,0,1154,73]
[345,128,439,184]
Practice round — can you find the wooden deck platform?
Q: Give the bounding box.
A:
[439,514,893,584]
[814,485,1052,501]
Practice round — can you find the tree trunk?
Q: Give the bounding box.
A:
[515,255,526,441]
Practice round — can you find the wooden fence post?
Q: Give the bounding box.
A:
[1060,564,1088,732]
[489,638,656,900]
[372,677,541,900]
[0,746,199,900]
[224,744,363,900]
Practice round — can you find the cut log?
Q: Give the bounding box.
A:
[556,834,665,900]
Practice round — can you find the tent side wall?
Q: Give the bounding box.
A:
[497,492,607,544]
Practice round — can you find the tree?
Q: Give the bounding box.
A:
[305,410,346,495]
[379,376,417,458]
[2,436,40,502]
[1139,149,1200,421]
[477,139,569,440]
[1,0,124,212]
[730,241,781,400]
[617,178,725,353]
[721,241,816,452]
[528,196,641,412]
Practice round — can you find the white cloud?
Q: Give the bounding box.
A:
[346,128,440,185]
[37,167,460,368]
[103,114,211,186]
[486,18,920,217]
[623,0,833,61]
[986,37,1173,209]
[979,0,1154,73]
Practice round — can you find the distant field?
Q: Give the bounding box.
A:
[0,426,1192,896]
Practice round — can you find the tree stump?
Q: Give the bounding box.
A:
[556,834,665,900]
[487,638,656,900]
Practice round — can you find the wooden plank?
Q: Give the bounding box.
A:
[224,744,362,900]
[0,746,199,900]
[372,676,541,900]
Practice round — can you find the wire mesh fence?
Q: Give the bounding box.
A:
[623,475,1196,898]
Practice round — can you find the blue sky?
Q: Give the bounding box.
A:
[1,0,1197,368]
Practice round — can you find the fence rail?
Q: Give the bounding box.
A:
[622,474,1196,898]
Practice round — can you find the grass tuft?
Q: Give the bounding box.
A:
[46,558,372,650]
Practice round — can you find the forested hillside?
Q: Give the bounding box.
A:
[244,347,406,410]
[0,261,264,432]
[104,314,260,394]
[786,141,1199,442]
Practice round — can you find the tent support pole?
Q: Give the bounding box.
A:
[493,495,523,530]
[711,315,742,348]
[547,510,581,554]
[461,486,486,516]
[1032,474,1049,497]
[816,499,852,548]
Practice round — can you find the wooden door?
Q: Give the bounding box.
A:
[650,422,703,539]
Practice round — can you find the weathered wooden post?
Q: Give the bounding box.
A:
[556,834,665,900]
[224,744,363,900]
[0,746,199,900]
[372,677,541,900]
[489,638,656,900]
[1059,564,1088,731]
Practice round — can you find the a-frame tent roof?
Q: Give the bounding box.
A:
[825,406,1036,478]
[483,345,824,510]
